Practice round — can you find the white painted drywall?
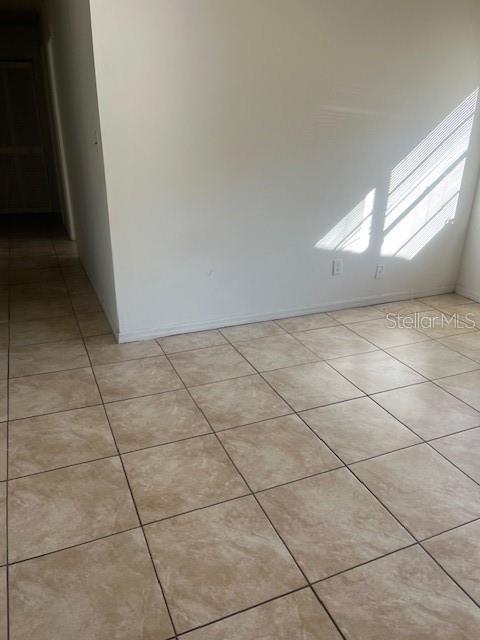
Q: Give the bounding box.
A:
[88,0,480,341]
[457,175,480,301]
[42,0,119,332]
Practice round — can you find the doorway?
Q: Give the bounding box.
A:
[0,12,60,217]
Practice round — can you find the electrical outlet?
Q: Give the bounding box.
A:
[332,258,343,276]
[375,264,385,279]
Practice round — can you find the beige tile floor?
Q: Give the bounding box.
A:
[1,216,480,639]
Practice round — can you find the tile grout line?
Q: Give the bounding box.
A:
[5,218,11,640]
[218,321,480,614]
[305,349,480,612]
[51,242,180,638]
[6,316,480,390]
[212,329,452,633]
[10,408,479,490]
[94,304,480,624]
[173,585,308,638]
[7,525,142,568]
[366,394,480,490]
[4,236,480,632]
[213,331,425,627]
[6,271,480,481]
[162,349,350,639]
[314,311,480,423]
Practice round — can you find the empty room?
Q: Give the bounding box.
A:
[0,0,480,638]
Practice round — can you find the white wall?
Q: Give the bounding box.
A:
[88,0,480,341]
[457,175,480,301]
[42,0,119,332]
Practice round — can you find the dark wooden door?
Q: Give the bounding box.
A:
[0,61,53,213]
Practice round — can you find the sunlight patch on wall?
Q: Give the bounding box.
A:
[314,89,478,261]
[381,159,465,259]
[381,89,478,259]
[388,91,478,193]
[315,189,375,254]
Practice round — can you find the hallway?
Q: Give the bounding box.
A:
[0,217,479,638]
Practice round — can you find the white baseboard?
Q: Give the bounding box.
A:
[115,284,456,343]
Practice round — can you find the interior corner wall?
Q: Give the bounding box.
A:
[457,174,480,302]
[89,0,480,341]
[42,0,119,333]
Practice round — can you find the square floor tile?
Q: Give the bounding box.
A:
[315,546,480,640]
[0,567,5,640]
[294,326,377,359]
[430,427,480,483]
[352,444,480,539]
[106,389,211,452]
[10,315,80,346]
[65,279,96,296]
[76,311,111,337]
[412,309,475,339]
[420,293,473,309]
[85,334,163,365]
[10,239,53,256]
[0,484,5,565]
[375,299,435,315]
[378,380,480,438]
[9,368,101,419]
[145,496,305,633]
[423,520,480,605]
[258,469,412,581]
[440,331,480,362]
[301,397,420,463]
[8,267,61,285]
[169,345,254,386]
[457,304,480,328]
[9,255,57,270]
[94,356,183,402]
[9,406,116,477]
[9,282,67,302]
[9,457,139,562]
[382,379,479,431]
[329,306,384,324]
[70,290,102,314]
[0,425,5,481]
[158,329,227,354]
[182,588,341,640]
[264,362,364,411]
[328,351,426,394]
[220,321,286,345]
[346,318,427,349]
[218,414,342,491]
[123,435,248,522]
[0,326,6,351]
[190,375,290,431]
[0,382,6,423]
[10,296,72,322]
[235,334,318,371]
[0,353,6,382]
[9,339,89,378]
[9,529,173,640]
[60,263,85,280]
[435,370,480,410]
[275,312,338,333]
[386,341,479,379]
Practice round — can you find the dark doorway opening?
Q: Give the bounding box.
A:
[0,10,60,218]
